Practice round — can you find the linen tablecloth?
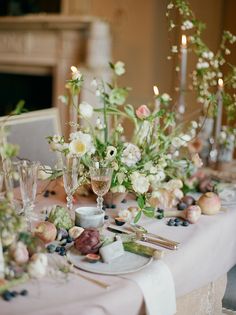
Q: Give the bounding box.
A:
[1,182,236,315]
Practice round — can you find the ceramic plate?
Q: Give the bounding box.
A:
[67,247,153,275]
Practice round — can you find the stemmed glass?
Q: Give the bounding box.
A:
[90,166,113,212]
[17,160,39,222]
[60,154,80,215]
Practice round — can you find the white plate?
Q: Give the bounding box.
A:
[67,247,153,275]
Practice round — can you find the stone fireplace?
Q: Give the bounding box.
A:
[0,15,92,133]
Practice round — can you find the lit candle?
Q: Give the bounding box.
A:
[178,34,188,117]
[215,78,224,144]
[153,85,160,112]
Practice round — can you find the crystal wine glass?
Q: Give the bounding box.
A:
[90,166,113,212]
[60,154,80,214]
[17,160,39,222]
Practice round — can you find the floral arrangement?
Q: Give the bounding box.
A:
[48,62,201,222]
[166,0,236,150]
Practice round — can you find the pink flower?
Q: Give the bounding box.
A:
[136,105,150,119]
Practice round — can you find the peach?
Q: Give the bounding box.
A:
[34,221,57,244]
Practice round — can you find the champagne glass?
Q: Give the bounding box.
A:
[60,154,80,214]
[90,166,113,212]
[17,160,39,222]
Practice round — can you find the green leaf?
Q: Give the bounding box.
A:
[143,208,155,218]
[137,195,145,209]
[134,210,142,223]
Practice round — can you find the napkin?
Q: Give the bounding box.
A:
[123,260,176,315]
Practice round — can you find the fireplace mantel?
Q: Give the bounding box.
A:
[0,14,92,30]
[0,15,94,135]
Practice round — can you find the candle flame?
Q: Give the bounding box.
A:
[218,78,224,88]
[181,35,187,47]
[153,85,159,96]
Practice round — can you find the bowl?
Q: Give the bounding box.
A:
[75,207,105,228]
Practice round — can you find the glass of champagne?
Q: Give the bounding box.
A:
[60,154,80,215]
[90,166,113,212]
[17,160,39,223]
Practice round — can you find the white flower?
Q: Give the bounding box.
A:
[38,165,52,180]
[172,137,183,148]
[164,179,183,190]
[161,93,171,102]
[52,135,62,143]
[69,131,95,156]
[196,61,209,69]
[95,118,104,130]
[225,48,231,55]
[130,172,149,194]
[69,139,87,156]
[106,146,117,159]
[191,121,198,129]
[121,143,141,167]
[181,134,192,142]
[71,66,82,81]
[111,185,126,193]
[181,20,194,30]
[50,142,68,152]
[114,61,125,76]
[28,253,48,279]
[79,101,93,118]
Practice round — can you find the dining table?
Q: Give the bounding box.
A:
[1,180,236,315]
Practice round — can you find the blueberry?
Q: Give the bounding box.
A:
[111,204,116,209]
[174,218,181,223]
[11,291,18,297]
[104,215,109,220]
[102,206,106,210]
[59,251,66,256]
[157,208,164,214]
[174,221,181,226]
[167,219,175,226]
[2,290,13,301]
[182,221,189,227]
[47,244,57,253]
[177,202,187,211]
[20,289,28,296]
[67,236,73,243]
[43,191,49,198]
[50,190,56,195]
[121,199,127,203]
[55,246,61,252]
[156,214,164,220]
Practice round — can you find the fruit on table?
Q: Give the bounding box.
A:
[85,253,101,263]
[34,221,57,243]
[68,226,84,239]
[48,205,73,230]
[74,228,101,255]
[114,217,126,226]
[197,192,221,215]
[164,205,201,224]
[177,202,187,211]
